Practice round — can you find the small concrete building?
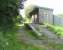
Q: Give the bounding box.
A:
[30,6,53,24]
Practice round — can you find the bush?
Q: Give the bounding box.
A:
[47,24,63,37]
[0,27,21,50]
[0,0,18,28]
[0,0,21,50]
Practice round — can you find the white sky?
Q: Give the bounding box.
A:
[25,0,63,15]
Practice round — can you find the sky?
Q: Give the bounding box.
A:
[24,0,63,15]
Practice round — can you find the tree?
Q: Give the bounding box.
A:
[23,4,37,23]
[24,5,36,18]
[0,0,25,50]
[0,0,18,30]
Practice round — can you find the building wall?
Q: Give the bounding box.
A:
[30,6,63,27]
[48,10,53,24]
[53,16,63,26]
[39,8,44,23]
[39,7,53,24]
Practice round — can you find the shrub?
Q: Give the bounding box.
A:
[0,0,21,50]
[46,24,63,37]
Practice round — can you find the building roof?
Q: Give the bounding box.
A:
[34,5,53,11]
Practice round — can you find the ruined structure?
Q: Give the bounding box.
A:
[30,6,53,24]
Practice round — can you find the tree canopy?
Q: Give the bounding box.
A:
[0,0,20,50]
[0,0,18,30]
[24,5,36,18]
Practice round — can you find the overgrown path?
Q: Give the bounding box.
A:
[16,25,63,50]
[29,24,63,44]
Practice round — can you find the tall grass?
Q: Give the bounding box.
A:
[46,24,63,37]
[0,26,21,50]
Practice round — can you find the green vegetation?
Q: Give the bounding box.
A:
[20,42,47,50]
[46,24,63,37]
[23,25,38,40]
[48,42,63,50]
[0,0,18,28]
[0,27,21,50]
[0,0,21,50]
[21,37,63,50]
[23,5,38,23]
[24,24,48,40]
[1,0,63,49]
[24,5,36,18]
[19,24,63,50]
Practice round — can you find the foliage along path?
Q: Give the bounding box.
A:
[29,24,63,44]
[16,24,63,50]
